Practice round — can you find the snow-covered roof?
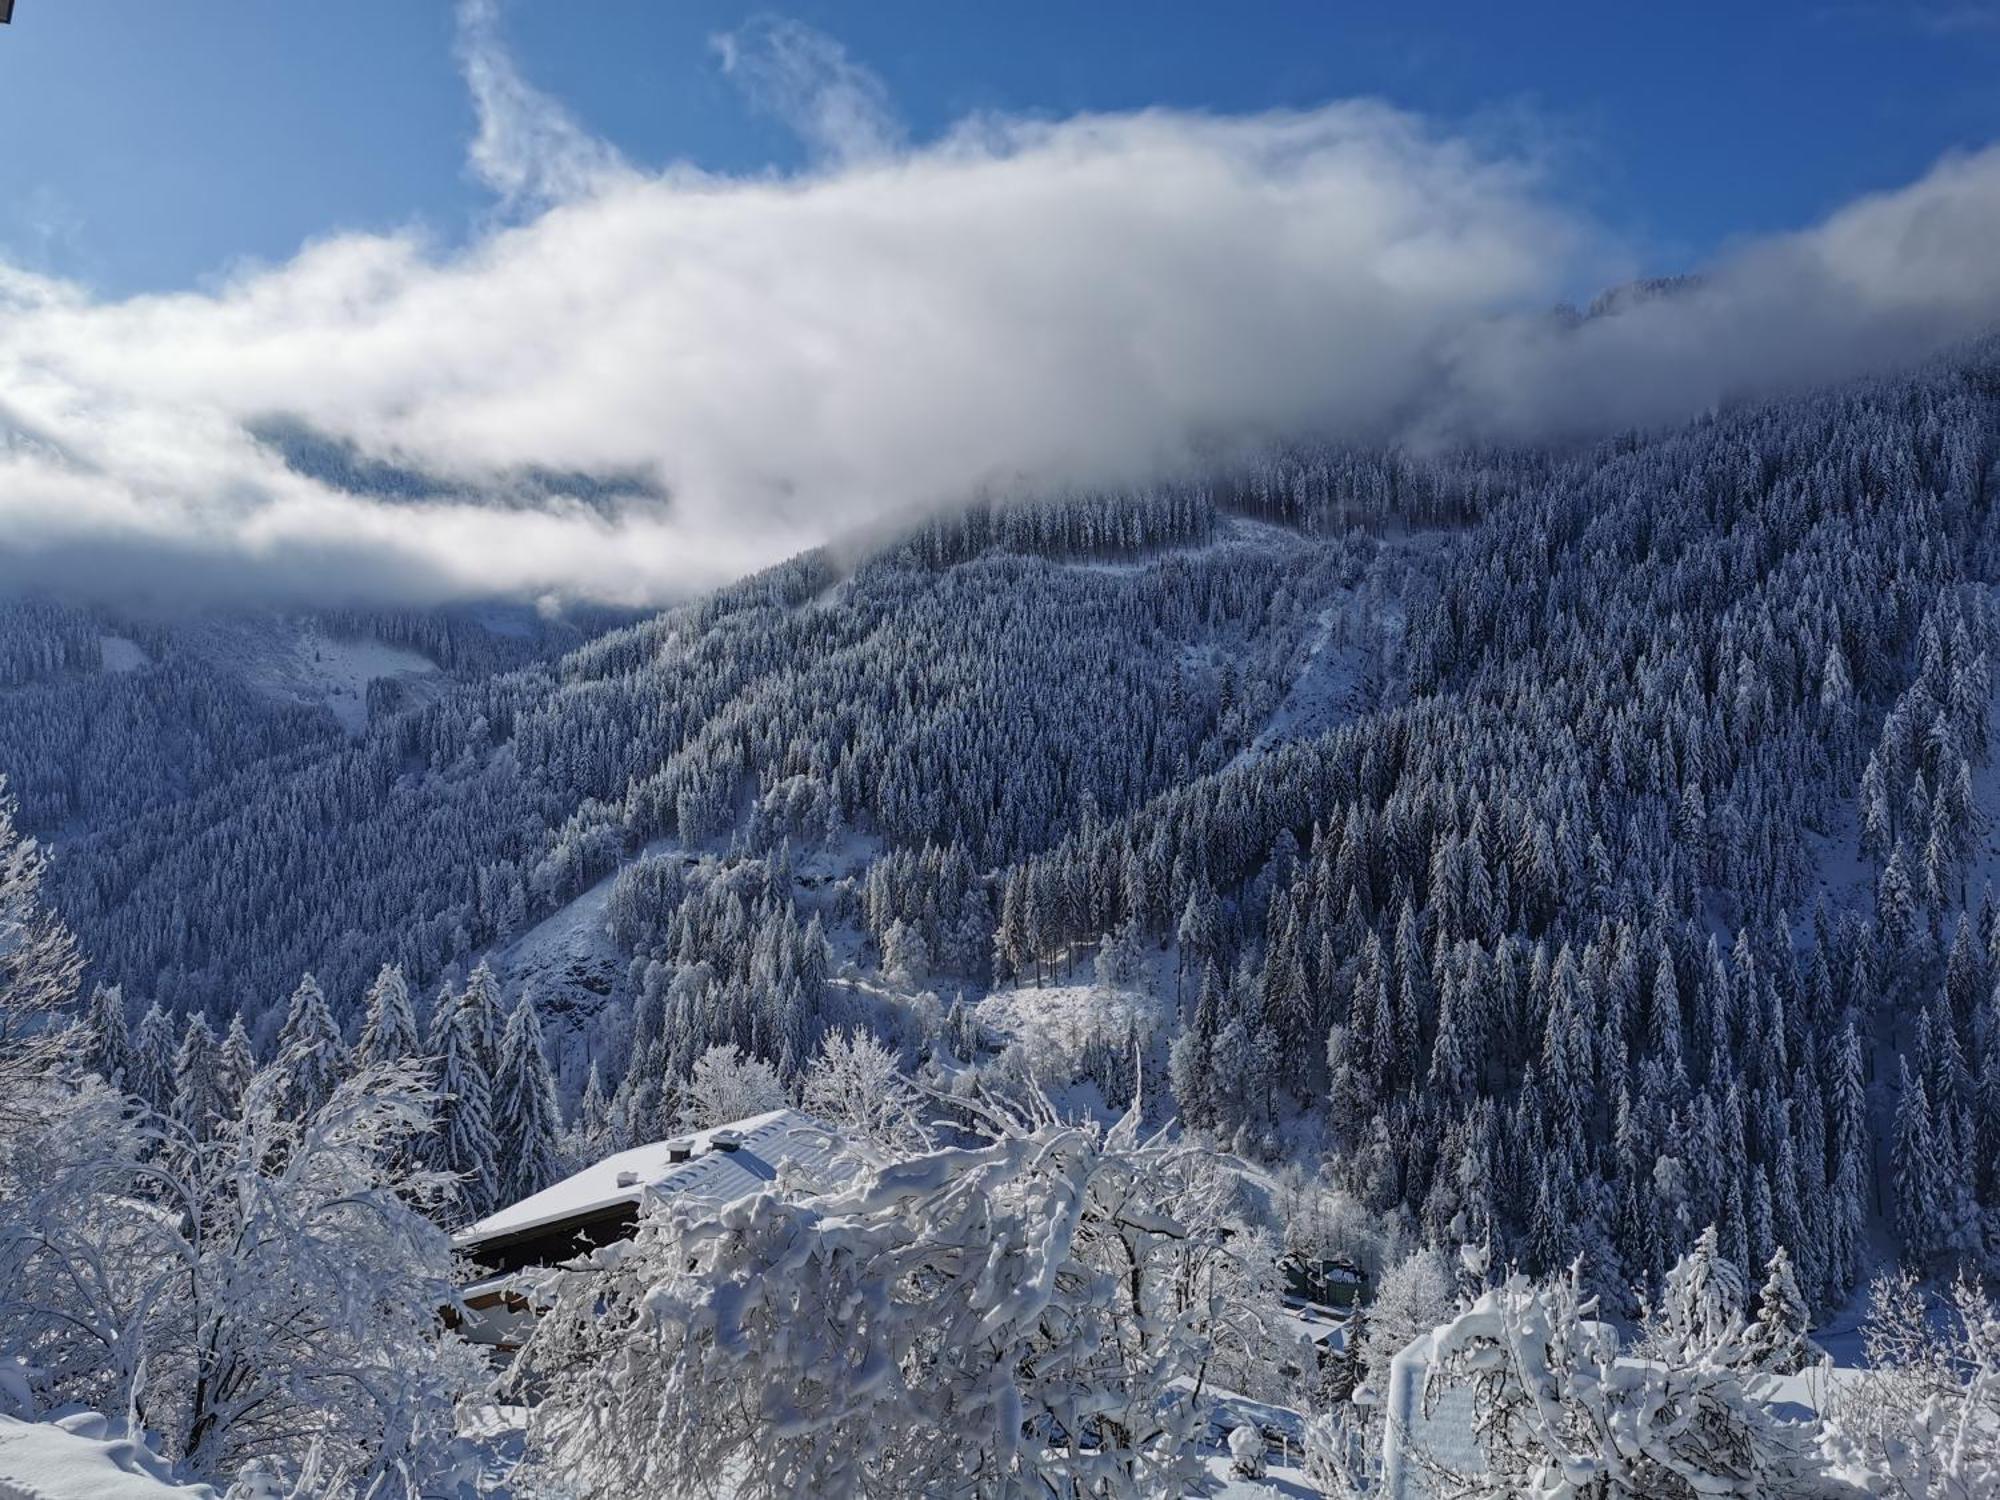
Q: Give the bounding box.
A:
[459,1109,857,1247]
[1273,1301,1348,1349]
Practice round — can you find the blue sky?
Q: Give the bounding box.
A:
[4,1,1998,296]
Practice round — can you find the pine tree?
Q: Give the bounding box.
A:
[1828,1023,1870,1294]
[430,985,500,1223]
[1167,1026,1213,1131]
[1746,1246,1812,1374]
[132,1001,176,1118]
[1324,1302,1367,1403]
[493,989,565,1206]
[353,963,420,1070]
[1649,951,1684,1075]
[1821,643,1854,726]
[458,961,505,1075]
[425,980,459,1057]
[571,1060,613,1158]
[1878,841,1918,952]
[1892,1057,1941,1264]
[274,972,348,1120]
[1429,969,1476,1099]
[1176,880,1219,1004]
[995,867,1029,987]
[171,1011,223,1142]
[217,1013,257,1121]
[1655,1223,1747,1351]
[1861,751,1895,863]
[82,982,133,1089]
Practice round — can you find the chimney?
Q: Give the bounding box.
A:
[710,1130,743,1152]
[666,1139,693,1164]
[614,1170,640,1189]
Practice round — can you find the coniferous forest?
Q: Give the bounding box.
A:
[8,354,2000,1495]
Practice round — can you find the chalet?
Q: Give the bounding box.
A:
[453,1108,859,1349]
[1280,1251,1367,1311]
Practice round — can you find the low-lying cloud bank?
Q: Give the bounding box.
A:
[4,7,2000,607]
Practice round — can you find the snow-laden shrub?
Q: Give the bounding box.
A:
[676,1042,786,1130]
[0,780,84,1122]
[1302,1406,1372,1498]
[1093,917,1146,989]
[1363,1245,1457,1391]
[1420,1260,1854,1498]
[880,917,932,990]
[516,1094,1255,1498]
[1821,1270,2000,1499]
[0,1064,486,1494]
[1228,1422,1266,1478]
[800,1027,932,1156]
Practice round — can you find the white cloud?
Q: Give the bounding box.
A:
[1,8,1997,608]
[457,0,630,212]
[712,15,904,167]
[1428,146,2000,441]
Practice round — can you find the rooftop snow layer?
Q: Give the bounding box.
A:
[458,1109,856,1245]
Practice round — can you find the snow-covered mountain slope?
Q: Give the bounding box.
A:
[31,486,1392,1024]
[14,353,2000,1311]
[0,600,622,832]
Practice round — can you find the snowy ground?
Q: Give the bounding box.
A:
[0,1415,214,1499]
[1204,1455,1318,1497]
[97,635,150,674]
[178,615,436,734]
[489,837,681,1098]
[1230,524,1418,770]
[494,837,677,991]
[1191,1383,1318,1497]
[1233,600,1365,766]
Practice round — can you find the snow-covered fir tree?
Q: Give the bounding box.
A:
[272,973,347,1120]
[170,1011,223,1143]
[353,962,421,1071]
[131,1001,177,1120]
[427,979,500,1222]
[79,983,131,1092]
[1748,1244,1814,1374]
[492,988,565,1206]
[217,1013,258,1121]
